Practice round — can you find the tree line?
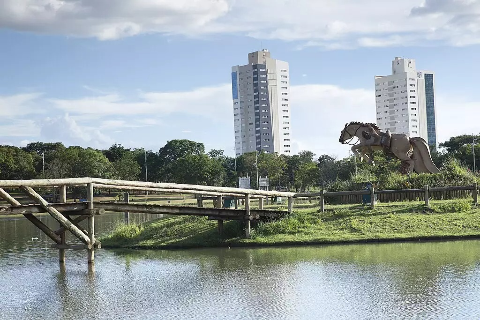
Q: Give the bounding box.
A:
[1,134,479,191]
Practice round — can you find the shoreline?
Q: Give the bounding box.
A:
[103,234,480,251]
[100,199,480,251]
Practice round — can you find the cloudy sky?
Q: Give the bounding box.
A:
[1,0,480,159]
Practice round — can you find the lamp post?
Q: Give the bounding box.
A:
[473,136,476,173]
[144,149,148,182]
[255,150,259,190]
[42,152,45,178]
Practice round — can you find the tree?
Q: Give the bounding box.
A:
[0,146,36,179]
[258,152,287,188]
[157,140,205,182]
[112,152,141,181]
[295,162,319,192]
[439,134,480,172]
[44,147,114,179]
[173,154,225,185]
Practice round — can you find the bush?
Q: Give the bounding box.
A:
[430,199,472,213]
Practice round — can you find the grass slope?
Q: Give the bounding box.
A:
[100,199,480,249]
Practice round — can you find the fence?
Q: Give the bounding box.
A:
[295,184,479,212]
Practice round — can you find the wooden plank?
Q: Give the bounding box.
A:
[51,243,101,250]
[0,203,91,215]
[21,186,91,246]
[325,190,369,197]
[0,188,22,205]
[94,202,283,219]
[0,178,91,187]
[91,178,295,197]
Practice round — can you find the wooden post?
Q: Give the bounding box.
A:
[124,192,130,224]
[259,197,264,210]
[245,194,251,238]
[87,183,95,264]
[59,185,67,263]
[59,185,67,203]
[370,186,375,209]
[197,196,204,208]
[288,197,294,213]
[474,183,478,206]
[424,185,430,207]
[234,197,238,209]
[320,189,325,213]
[215,195,223,236]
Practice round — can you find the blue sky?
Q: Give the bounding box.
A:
[1,0,480,159]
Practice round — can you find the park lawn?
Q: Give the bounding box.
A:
[99,199,480,249]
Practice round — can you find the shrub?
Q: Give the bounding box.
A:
[430,199,472,213]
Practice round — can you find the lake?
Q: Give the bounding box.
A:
[1,213,480,319]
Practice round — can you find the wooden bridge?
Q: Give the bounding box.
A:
[0,178,296,265]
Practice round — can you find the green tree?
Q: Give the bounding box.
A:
[258,152,287,188]
[295,161,319,192]
[0,146,36,179]
[157,140,205,182]
[173,154,225,185]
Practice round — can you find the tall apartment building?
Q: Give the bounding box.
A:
[375,57,437,148]
[231,49,292,156]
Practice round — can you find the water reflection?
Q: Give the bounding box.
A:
[1,214,480,319]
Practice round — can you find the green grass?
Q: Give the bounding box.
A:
[100,199,480,249]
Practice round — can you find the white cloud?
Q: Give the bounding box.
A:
[2,0,480,48]
[0,119,40,137]
[50,84,232,121]
[40,113,113,148]
[435,95,480,144]
[0,93,44,117]
[290,84,375,158]
[4,82,480,158]
[0,0,229,40]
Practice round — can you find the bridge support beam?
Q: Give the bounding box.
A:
[59,185,67,264]
[245,194,251,238]
[87,183,95,264]
[215,196,223,237]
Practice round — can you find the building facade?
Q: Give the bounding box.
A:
[231,50,292,156]
[375,57,437,148]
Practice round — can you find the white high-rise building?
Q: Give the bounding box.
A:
[231,49,292,156]
[375,57,437,148]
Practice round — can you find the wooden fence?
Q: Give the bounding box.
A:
[295,184,479,212]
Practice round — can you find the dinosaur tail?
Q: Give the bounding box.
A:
[410,137,440,174]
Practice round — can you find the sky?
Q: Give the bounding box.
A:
[1,0,480,159]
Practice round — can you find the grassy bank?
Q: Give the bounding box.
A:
[100,199,480,249]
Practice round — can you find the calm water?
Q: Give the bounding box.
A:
[1,214,480,319]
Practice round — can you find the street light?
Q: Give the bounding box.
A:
[255,150,259,190]
[473,135,476,173]
[144,149,148,182]
[42,152,45,178]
